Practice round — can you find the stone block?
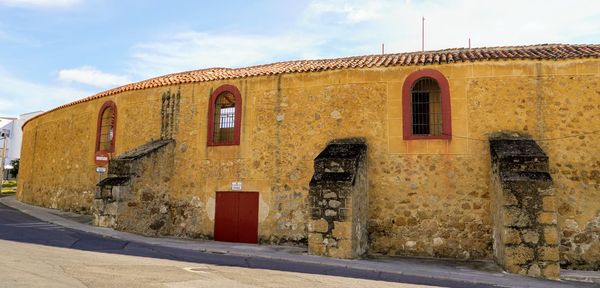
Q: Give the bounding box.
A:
[406,140,429,154]
[538,212,557,225]
[327,247,350,259]
[541,262,560,279]
[447,137,468,154]
[527,264,541,277]
[309,218,329,233]
[324,209,337,217]
[332,221,351,240]
[542,196,556,212]
[308,232,323,245]
[503,191,519,206]
[92,214,100,226]
[93,199,105,212]
[522,230,539,244]
[328,240,353,259]
[104,202,119,216]
[323,192,337,199]
[543,227,559,245]
[505,264,522,274]
[433,237,444,247]
[405,240,417,250]
[328,199,342,208]
[323,237,337,247]
[503,207,531,227]
[308,233,326,256]
[338,208,351,219]
[537,187,554,196]
[538,247,559,261]
[504,228,522,245]
[388,137,407,153]
[96,215,115,228]
[505,246,534,266]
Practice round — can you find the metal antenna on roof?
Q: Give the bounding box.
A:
[469,38,471,49]
[421,16,425,51]
[381,43,385,55]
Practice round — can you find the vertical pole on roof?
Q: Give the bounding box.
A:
[469,38,471,49]
[422,16,425,51]
[381,43,384,55]
[0,136,6,188]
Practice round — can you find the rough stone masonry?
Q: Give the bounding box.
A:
[308,138,368,259]
[489,132,560,279]
[17,46,600,277]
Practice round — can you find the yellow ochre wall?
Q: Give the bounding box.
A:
[17,59,600,268]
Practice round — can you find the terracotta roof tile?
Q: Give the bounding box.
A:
[23,43,600,128]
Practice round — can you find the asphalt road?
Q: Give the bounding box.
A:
[0,202,506,288]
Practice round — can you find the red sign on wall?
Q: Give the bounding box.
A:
[94,151,110,166]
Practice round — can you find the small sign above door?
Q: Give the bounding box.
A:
[231,181,242,191]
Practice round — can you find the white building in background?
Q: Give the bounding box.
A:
[0,111,44,178]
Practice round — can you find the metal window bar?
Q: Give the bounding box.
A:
[213,93,236,143]
[220,107,235,129]
[99,108,114,150]
[411,77,442,136]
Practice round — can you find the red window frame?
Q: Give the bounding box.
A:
[402,69,452,140]
[95,100,117,152]
[207,84,242,146]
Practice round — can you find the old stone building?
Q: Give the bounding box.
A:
[17,44,600,279]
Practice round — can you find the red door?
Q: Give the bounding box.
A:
[214,192,259,243]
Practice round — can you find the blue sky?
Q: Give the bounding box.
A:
[0,0,599,116]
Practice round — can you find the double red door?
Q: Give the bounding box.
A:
[214,192,259,243]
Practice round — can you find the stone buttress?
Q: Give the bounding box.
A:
[93,139,175,228]
[93,89,183,232]
[489,133,560,279]
[308,138,368,259]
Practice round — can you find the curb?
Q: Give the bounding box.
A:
[1,196,596,288]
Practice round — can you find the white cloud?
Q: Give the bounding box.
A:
[306,1,382,23]
[0,0,595,122]
[58,66,132,88]
[129,32,324,78]
[0,67,93,116]
[127,0,600,79]
[302,0,600,53]
[0,0,81,8]
[0,0,597,119]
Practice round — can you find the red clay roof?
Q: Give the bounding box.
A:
[24,44,600,128]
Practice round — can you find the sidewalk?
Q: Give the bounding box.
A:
[1,195,598,288]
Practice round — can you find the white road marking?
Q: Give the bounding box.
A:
[1,222,64,230]
[182,266,211,274]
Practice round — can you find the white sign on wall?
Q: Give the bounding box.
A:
[95,156,109,161]
[231,181,242,191]
[96,167,107,173]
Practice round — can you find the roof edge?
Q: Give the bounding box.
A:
[22,43,600,129]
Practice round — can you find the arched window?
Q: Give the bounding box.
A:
[402,69,451,140]
[95,101,117,152]
[207,85,242,146]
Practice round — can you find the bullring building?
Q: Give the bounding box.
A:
[17,44,600,279]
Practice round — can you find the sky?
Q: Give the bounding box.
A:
[0,0,599,116]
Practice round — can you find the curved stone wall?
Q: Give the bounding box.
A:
[17,58,600,269]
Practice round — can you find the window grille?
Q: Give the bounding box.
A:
[411,77,442,136]
[219,107,235,129]
[213,92,236,143]
[99,107,115,151]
